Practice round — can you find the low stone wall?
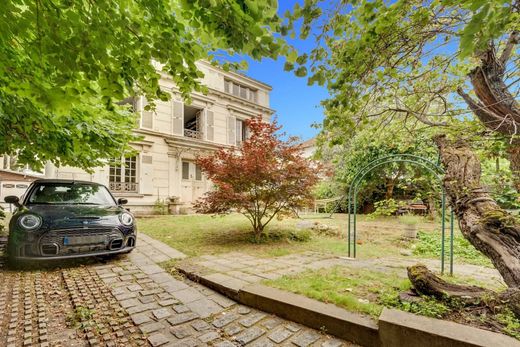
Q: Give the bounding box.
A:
[176,262,520,347]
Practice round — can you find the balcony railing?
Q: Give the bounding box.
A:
[184,129,202,139]
[109,182,139,193]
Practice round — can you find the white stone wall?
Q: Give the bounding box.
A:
[47,63,273,214]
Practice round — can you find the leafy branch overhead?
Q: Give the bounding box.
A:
[0,1,289,169]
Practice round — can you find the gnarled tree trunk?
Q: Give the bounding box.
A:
[434,136,520,287]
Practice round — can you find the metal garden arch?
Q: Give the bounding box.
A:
[347,154,455,275]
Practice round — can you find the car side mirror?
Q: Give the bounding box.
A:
[117,198,128,205]
[5,195,21,207]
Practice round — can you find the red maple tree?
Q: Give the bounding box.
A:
[194,117,320,238]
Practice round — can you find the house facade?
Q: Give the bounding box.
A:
[44,61,274,214]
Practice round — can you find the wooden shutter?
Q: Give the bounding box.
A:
[140,154,153,195]
[141,97,154,129]
[172,100,184,136]
[227,115,236,145]
[205,110,214,142]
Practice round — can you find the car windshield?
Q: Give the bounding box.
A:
[27,183,116,205]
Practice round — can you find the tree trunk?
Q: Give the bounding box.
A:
[508,142,520,194]
[408,264,520,316]
[385,181,395,200]
[432,136,520,288]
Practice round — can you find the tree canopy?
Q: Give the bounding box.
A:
[0,0,287,170]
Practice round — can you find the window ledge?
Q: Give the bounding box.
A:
[112,192,144,198]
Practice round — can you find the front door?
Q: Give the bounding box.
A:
[180,161,205,204]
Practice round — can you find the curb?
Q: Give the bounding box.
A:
[176,263,520,347]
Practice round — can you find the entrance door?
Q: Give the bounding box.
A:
[180,161,205,204]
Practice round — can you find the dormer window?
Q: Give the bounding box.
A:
[224,80,257,103]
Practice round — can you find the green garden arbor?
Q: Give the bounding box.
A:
[347,154,455,275]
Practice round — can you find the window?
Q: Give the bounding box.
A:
[235,119,248,146]
[109,156,138,193]
[182,161,190,180]
[224,80,258,103]
[28,183,116,206]
[195,165,202,181]
[183,105,204,139]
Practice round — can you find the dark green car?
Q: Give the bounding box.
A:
[4,179,136,262]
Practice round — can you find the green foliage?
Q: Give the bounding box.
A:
[0,1,287,170]
[413,231,492,267]
[481,157,520,209]
[368,199,403,218]
[153,198,169,215]
[0,207,5,234]
[496,309,520,340]
[380,291,450,319]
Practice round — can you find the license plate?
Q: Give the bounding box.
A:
[63,235,107,246]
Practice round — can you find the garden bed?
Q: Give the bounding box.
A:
[264,266,519,340]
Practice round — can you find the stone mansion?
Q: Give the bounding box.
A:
[0,62,274,214]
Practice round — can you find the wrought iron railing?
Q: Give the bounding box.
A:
[109,182,138,193]
[184,129,202,139]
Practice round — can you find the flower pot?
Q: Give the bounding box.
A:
[403,224,418,239]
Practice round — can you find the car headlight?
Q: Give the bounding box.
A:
[120,212,134,226]
[19,214,42,230]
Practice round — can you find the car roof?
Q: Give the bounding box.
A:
[32,179,104,186]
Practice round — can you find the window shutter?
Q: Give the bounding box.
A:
[172,100,184,135]
[227,115,236,145]
[205,110,214,142]
[141,97,154,129]
[236,119,243,145]
[140,154,153,195]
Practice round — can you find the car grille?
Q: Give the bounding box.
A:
[39,228,124,256]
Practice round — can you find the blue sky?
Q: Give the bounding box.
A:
[238,2,328,141]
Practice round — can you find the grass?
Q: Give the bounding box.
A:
[264,266,519,339]
[138,213,488,267]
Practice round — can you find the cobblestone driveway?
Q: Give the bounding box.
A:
[0,234,351,346]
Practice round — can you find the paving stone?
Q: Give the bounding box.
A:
[248,339,276,347]
[291,331,321,347]
[237,306,251,315]
[120,298,140,309]
[261,318,282,330]
[166,312,199,326]
[152,308,172,320]
[167,337,199,347]
[213,341,236,347]
[170,324,193,339]
[185,298,222,318]
[286,323,301,332]
[127,284,143,292]
[158,299,177,307]
[139,295,156,304]
[191,319,211,331]
[234,326,265,345]
[322,338,344,347]
[239,312,266,327]
[172,304,190,314]
[170,288,204,304]
[268,328,293,343]
[139,321,164,334]
[148,332,169,347]
[223,323,243,336]
[198,331,220,343]
[209,293,236,308]
[212,313,240,328]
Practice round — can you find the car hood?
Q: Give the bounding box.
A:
[23,204,127,229]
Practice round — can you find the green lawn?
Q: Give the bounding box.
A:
[137,213,490,267]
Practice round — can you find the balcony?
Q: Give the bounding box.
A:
[109,182,139,193]
[184,129,202,139]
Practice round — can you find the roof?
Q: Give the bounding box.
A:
[32,179,103,186]
[299,137,317,149]
[0,169,42,182]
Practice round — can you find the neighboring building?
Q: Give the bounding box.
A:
[44,61,274,214]
[0,159,44,210]
[300,138,317,159]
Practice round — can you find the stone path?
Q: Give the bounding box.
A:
[0,235,353,346]
[98,238,351,346]
[183,251,504,289]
